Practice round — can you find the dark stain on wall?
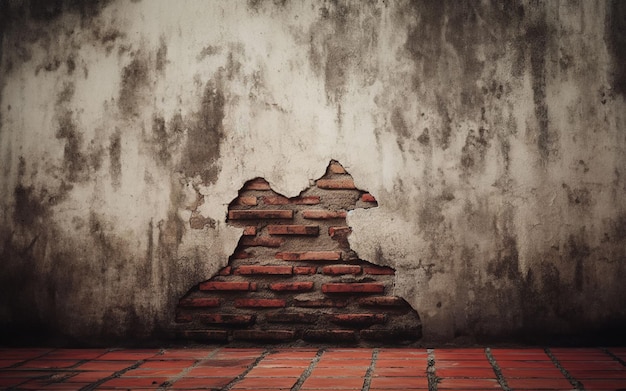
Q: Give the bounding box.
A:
[56,110,89,183]
[460,127,493,173]
[562,184,591,208]
[155,37,167,73]
[608,0,626,96]
[118,55,150,118]
[109,129,121,189]
[179,80,225,183]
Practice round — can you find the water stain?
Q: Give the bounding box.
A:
[109,129,121,189]
[460,127,492,173]
[155,36,167,73]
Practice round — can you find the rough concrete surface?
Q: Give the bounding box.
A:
[0,0,624,345]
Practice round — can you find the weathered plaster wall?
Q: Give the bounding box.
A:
[1,0,625,344]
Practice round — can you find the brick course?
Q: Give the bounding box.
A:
[177,161,421,345]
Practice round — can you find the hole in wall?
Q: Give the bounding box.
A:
[175,160,421,345]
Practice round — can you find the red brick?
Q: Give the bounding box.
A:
[175,313,192,323]
[178,298,221,307]
[269,281,314,292]
[303,329,356,343]
[235,265,293,275]
[328,161,347,174]
[322,265,362,275]
[236,196,258,206]
[322,283,385,294]
[294,299,347,308]
[327,313,386,327]
[235,298,286,308]
[232,250,252,259]
[228,210,294,220]
[198,314,256,326]
[276,251,341,261]
[361,193,377,202]
[243,178,271,190]
[358,296,404,307]
[364,266,395,275]
[262,195,321,205]
[329,226,351,237]
[294,266,317,275]
[266,312,317,324]
[302,210,347,219]
[200,281,257,291]
[240,236,284,247]
[316,178,356,189]
[219,266,232,275]
[178,330,229,342]
[233,330,296,342]
[267,225,320,236]
[242,226,257,236]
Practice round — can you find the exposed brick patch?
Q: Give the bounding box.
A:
[266,312,317,324]
[198,314,256,326]
[242,226,257,236]
[240,236,284,248]
[303,329,357,343]
[262,195,321,205]
[322,283,385,294]
[235,265,293,275]
[358,296,405,307]
[293,299,347,308]
[316,178,356,189]
[228,210,294,220]
[269,281,315,292]
[233,330,296,342]
[176,160,421,346]
[361,193,377,203]
[179,298,221,308]
[327,313,387,327]
[200,281,257,291]
[322,265,362,275]
[276,251,341,261]
[302,210,347,219]
[294,266,318,275]
[243,178,271,190]
[267,225,320,236]
[236,196,258,206]
[235,298,286,308]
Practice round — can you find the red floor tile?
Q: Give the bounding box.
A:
[369,376,429,388]
[265,350,318,360]
[197,358,254,367]
[579,379,626,389]
[242,366,305,377]
[437,378,501,389]
[436,367,497,378]
[315,359,371,367]
[65,371,113,382]
[140,359,196,368]
[309,367,368,377]
[376,359,426,368]
[42,349,108,360]
[76,360,136,371]
[505,377,573,389]
[0,359,24,368]
[322,350,374,360]
[186,365,249,377]
[500,367,566,378]
[496,360,557,369]
[373,367,427,377]
[231,376,299,389]
[97,350,160,361]
[18,359,80,369]
[0,348,53,360]
[122,367,184,376]
[568,369,626,379]
[435,360,494,368]
[170,376,233,389]
[434,353,489,361]
[558,361,624,370]
[18,380,89,390]
[159,349,216,359]
[98,376,168,388]
[301,376,365,389]
[0,377,31,387]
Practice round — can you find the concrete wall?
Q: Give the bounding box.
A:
[1,0,625,345]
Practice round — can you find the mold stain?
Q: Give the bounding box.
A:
[608,0,626,96]
[56,110,89,183]
[109,129,121,189]
[460,127,492,173]
[179,80,225,184]
[118,55,150,118]
[155,36,167,73]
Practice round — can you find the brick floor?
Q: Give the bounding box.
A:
[0,347,625,390]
